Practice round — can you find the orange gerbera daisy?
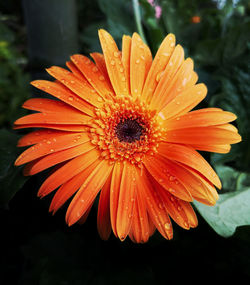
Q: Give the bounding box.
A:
[14,30,241,243]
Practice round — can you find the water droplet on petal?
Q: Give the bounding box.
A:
[114,51,119,58]
[169,176,175,181]
[165,222,171,230]
[85,59,91,65]
[110,60,115,66]
[136,59,140,64]
[68,96,74,101]
[158,203,164,209]
[156,71,164,82]
[162,52,170,57]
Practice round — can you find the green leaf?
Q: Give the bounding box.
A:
[0,129,28,206]
[80,21,107,53]
[193,165,250,237]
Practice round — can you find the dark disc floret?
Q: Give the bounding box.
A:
[115,118,145,143]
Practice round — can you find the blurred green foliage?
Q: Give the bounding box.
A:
[0,14,30,129]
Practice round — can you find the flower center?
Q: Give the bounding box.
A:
[88,95,165,166]
[115,118,144,143]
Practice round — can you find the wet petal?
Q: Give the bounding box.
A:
[66,159,113,226]
[98,29,129,95]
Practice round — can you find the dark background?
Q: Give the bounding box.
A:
[1,0,250,284]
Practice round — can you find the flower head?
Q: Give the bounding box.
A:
[14,30,241,243]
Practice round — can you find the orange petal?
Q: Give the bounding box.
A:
[216,123,239,133]
[37,148,100,197]
[98,29,129,95]
[191,144,231,153]
[158,58,196,108]
[110,162,123,237]
[135,166,173,240]
[77,202,94,225]
[129,180,151,243]
[121,35,132,93]
[66,61,86,80]
[15,132,90,166]
[23,142,94,176]
[31,80,95,116]
[151,57,193,110]
[180,164,219,205]
[14,111,90,127]
[164,126,242,145]
[90,52,110,83]
[154,180,197,229]
[158,83,207,120]
[46,66,103,107]
[159,157,218,205]
[14,123,87,132]
[143,154,193,201]
[49,160,99,214]
[70,54,114,100]
[65,159,113,226]
[22,98,84,114]
[97,172,112,240]
[116,161,136,241]
[165,109,237,130]
[150,44,184,108]
[142,33,176,102]
[17,129,68,147]
[130,33,152,97]
[158,142,221,189]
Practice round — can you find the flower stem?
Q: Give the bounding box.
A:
[132,0,147,44]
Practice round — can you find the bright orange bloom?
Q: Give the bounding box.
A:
[14,30,241,243]
[191,16,201,23]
